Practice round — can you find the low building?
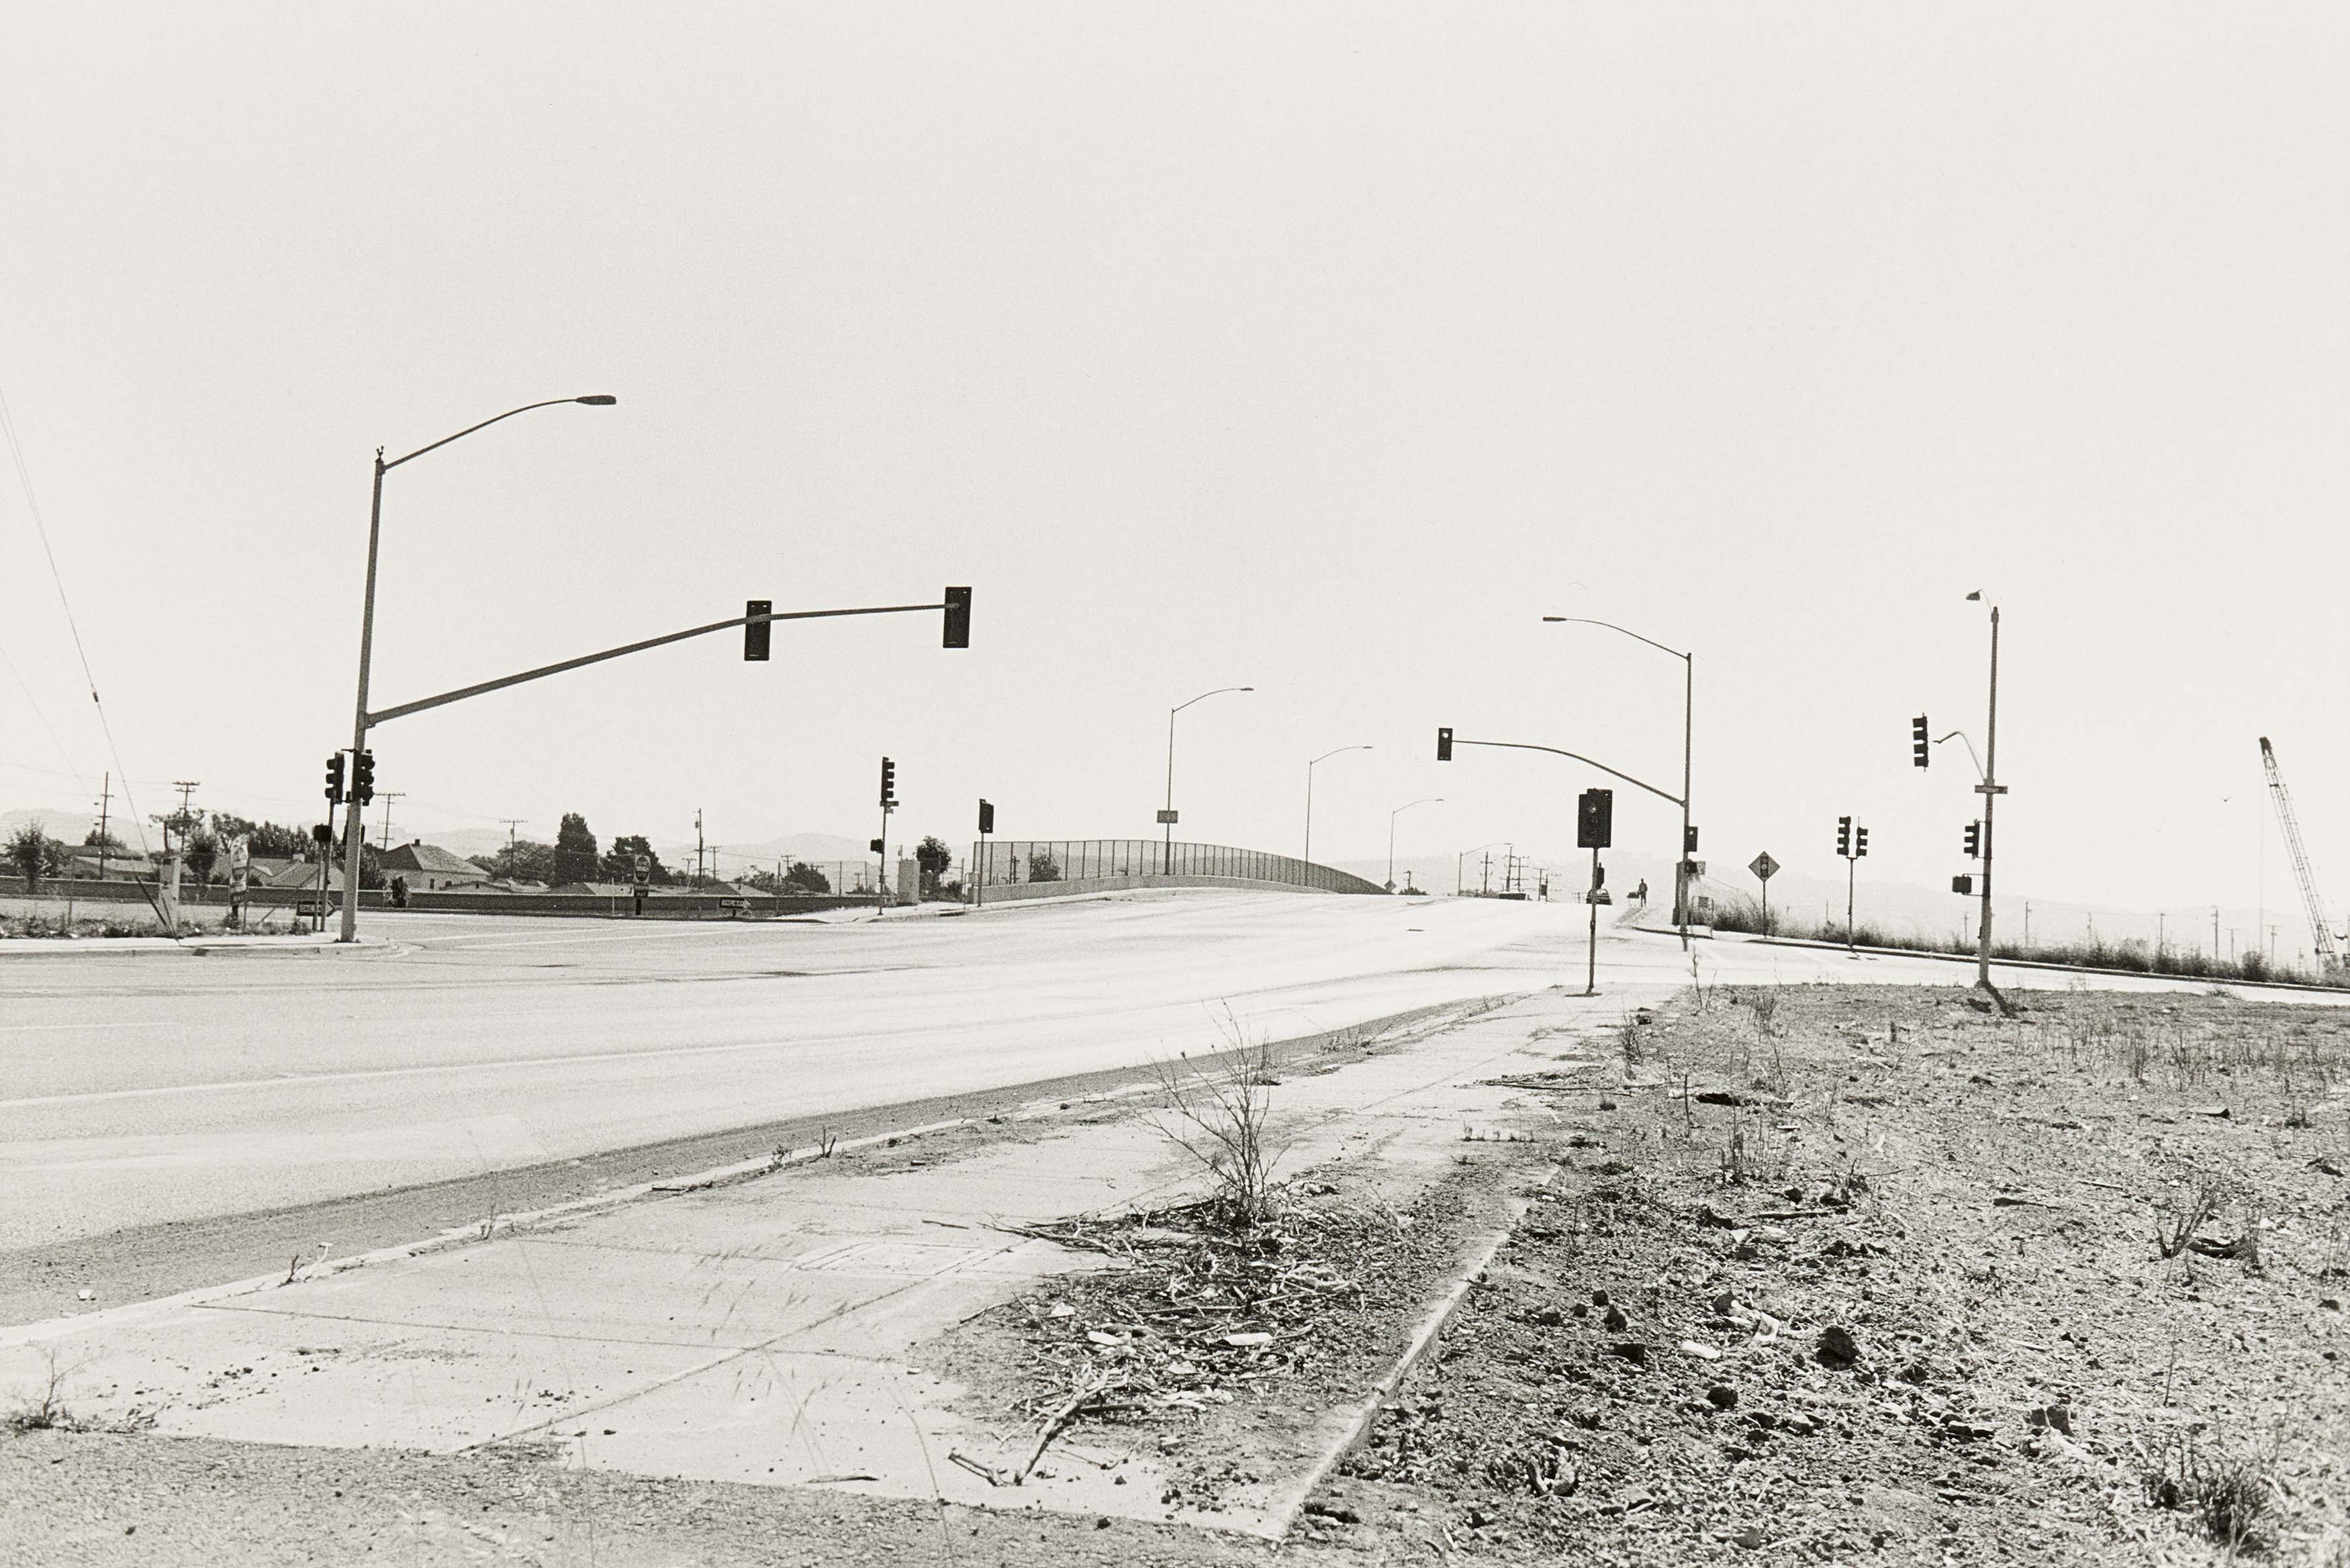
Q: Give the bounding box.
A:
[379,841,492,892]
[61,846,156,881]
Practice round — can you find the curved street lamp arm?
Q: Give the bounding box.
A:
[1934,730,1986,782]
[384,396,614,471]
[1310,744,1373,766]
[1448,736,1684,807]
[1541,616,1688,663]
[1173,685,1254,716]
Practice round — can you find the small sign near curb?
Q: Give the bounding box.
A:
[1749,852,1779,882]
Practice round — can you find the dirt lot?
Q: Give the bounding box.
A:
[1288,982,2350,1565]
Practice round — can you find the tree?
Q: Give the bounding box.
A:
[1027,848,1062,883]
[7,824,64,889]
[82,827,126,852]
[211,816,313,859]
[599,834,671,886]
[551,813,599,886]
[781,861,831,895]
[183,824,220,884]
[470,839,557,884]
[915,836,953,899]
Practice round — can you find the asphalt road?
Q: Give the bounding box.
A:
[11,888,2336,1269]
[2,890,1595,1254]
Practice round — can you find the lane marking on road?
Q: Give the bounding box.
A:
[0,1019,175,1033]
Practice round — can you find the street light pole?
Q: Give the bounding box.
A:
[340,395,616,941]
[1388,797,1441,892]
[1542,616,1693,950]
[1969,593,2005,995]
[1163,686,1253,874]
[1304,745,1372,867]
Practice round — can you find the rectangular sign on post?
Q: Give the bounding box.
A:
[1156,809,1179,825]
[1577,788,1613,850]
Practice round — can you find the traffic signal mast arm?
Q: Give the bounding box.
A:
[367,593,968,728]
[1436,736,1685,807]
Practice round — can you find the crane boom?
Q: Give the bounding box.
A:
[2259,736,2342,975]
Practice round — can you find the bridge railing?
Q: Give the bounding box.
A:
[965,839,1384,897]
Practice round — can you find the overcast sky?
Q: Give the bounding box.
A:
[3,4,2345,918]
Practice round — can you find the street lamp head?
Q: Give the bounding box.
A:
[575,395,618,405]
[1541,616,1566,622]
[1965,589,1982,601]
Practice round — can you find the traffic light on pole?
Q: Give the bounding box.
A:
[1854,825,1869,858]
[1963,820,1981,859]
[1836,816,1851,856]
[1436,727,1453,762]
[869,838,884,854]
[1912,715,1930,768]
[977,799,994,835]
[350,750,375,806]
[1577,788,1613,849]
[879,756,896,809]
[324,753,345,805]
[1684,825,1699,854]
[942,587,971,649]
[744,600,771,662]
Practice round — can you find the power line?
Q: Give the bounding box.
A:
[0,381,148,852]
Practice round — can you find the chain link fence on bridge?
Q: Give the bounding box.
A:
[964,839,1382,896]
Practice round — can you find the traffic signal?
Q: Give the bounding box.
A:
[310,822,334,846]
[978,798,994,835]
[1577,788,1613,849]
[869,837,885,854]
[744,599,771,662]
[1952,873,1974,895]
[1836,816,1851,856]
[942,586,971,649]
[1912,715,1930,768]
[350,750,375,806]
[1854,826,1869,858]
[1963,820,1981,859]
[879,756,896,809]
[324,753,345,805]
[1684,825,1699,854]
[1436,727,1453,762]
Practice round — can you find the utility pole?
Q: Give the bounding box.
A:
[376,791,406,850]
[695,809,705,887]
[94,773,112,881]
[498,818,526,882]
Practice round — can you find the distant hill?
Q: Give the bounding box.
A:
[0,806,103,844]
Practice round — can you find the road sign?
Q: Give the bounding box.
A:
[632,853,650,887]
[1156,809,1179,825]
[1749,852,1779,882]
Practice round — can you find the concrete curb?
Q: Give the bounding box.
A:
[0,933,396,959]
[1258,1161,1562,1537]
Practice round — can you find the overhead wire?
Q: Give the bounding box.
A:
[0,381,150,850]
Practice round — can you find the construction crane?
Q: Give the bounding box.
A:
[2258,736,2344,978]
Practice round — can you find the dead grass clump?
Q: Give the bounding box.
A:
[2150,1161,2230,1260]
[4,1348,79,1434]
[2142,1428,2279,1553]
[1152,1023,1286,1229]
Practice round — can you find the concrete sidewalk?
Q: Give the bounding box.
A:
[0,982,1669,1539]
